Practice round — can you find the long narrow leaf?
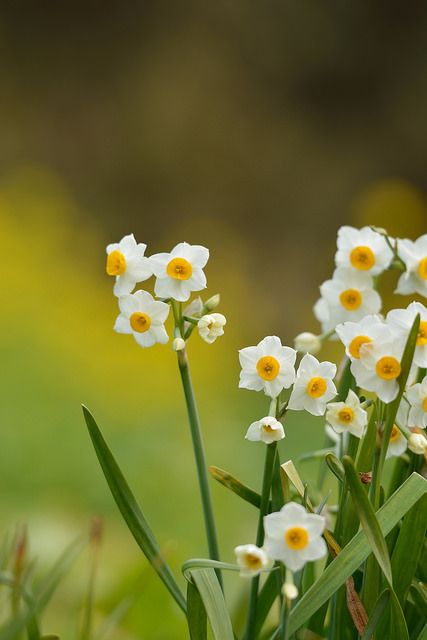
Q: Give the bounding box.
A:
[82,405,186,613]
[288,472,427,635]
[187,568,234,640]
[187,580,207,640]
[361,589,390,640]
[209,466,266,509]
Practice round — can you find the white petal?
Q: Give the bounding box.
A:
[113,274,136,296]
[149,253,170,277]
[239,371,264,392]
[133,331,156,348]
[114,314,132,334]
[118,233,137,254]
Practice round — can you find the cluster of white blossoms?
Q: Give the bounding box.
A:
[235,502,327,578]
[106,234,226,348]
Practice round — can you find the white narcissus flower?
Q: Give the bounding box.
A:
[335,225,393,275]
[314,268,382,333]
[197,313,226,344]
[335,315,391,362]
[326,390,367,438]
[406,377,427,428]
[288,354,337,416]
[114,290,169,348]
[387,302,427,368]
[239,336,297,399]
[245,416,285,444]
[396,234,427,297]
[263,502,327,572]
[106,234,152,296]
[352,339,404,404]
[150,242,209,302]
[234,544,271,578]
[408,433,427,455]
[386,425,407,459]
[294,332,322,355]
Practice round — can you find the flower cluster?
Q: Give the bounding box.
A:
[106,234,226,348]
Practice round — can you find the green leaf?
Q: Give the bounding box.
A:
[325,453,345,484]
[254,570,280,637]
[410,581,427,620]
[187,580,207,640]
[209,466,267,509]
[361,589,390,640]
[391,493,427,604]
[82,405,186,613]
[343,456,392,584]
[187,568,234,640]
[288,472,427,635]
[417,624,427,640]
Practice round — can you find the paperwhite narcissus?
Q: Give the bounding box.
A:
[325,390,367,438]
[386,425,407,459]
[352,339,404,403]
[106,234,152,296]
[408,433,427,455]
[314,268,382,333]
[294,332,322,355]
[387,302,427,368]
[335,315,391,362]
[288,354,337,416]
[263,502,327,572]
[234,544,271,578]
[150,242,209,302]
[239,336,297,398]
[396,234,427,297]
[245,416,285,444]
[406,377,427,428]
[335,225,393,275]
[197,313,226,344]
[114,290,169,348]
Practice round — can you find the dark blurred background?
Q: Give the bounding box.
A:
[1,2,427,637]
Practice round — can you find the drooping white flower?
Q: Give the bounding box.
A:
[239,336,297,398]
[114,290,169,348]
[314,268,382,333]
[263,502,327,572]
[386,302,427,368]
[406,377,427,428]
[352,339,404,403]
[335,225,393,275]
[197,313,226,344]
[288,354,337,416]
[245,416,285,444]
[335,315,391,361]
[150,242,209,302]
[234,544,272,578]
[386,425,407,459]
[408,433,427,455]
[396,234,427,297]
[325,390,367,438]
[294,332,322,355]
[106,234,152,296]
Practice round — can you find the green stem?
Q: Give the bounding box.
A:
[245,410,278,640]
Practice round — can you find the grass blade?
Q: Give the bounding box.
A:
[187,568,234,640]
[187,580,207,640]
[361,589,390,640]
[82,405,186,613]
[209,466,266,509]
[287,472,427,635]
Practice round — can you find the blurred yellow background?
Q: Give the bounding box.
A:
[1,3,427,638]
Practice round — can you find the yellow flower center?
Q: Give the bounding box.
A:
[423,397,427,413]
[130,312,152,333]
[166,257,193,280]
[339,288,362,311]
[338,407,354,423]
[244,553,262,569]
[262,423,276,433]
[417,321,427,346]
[349,335,372,359]
[418,257,427,280]
[256,356,281,381]
[285,526,309,550]
[307,376,327,398]
[390,425,401,443]
[375,356,401,380]
[350,246,376,271]
[106,250,126,276]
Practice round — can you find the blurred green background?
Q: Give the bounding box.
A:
[1,2,427,637]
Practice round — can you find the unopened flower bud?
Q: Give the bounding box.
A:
[172,337,186,351]
[198,313,226,344]
[204,293,221,311]
[282,583,298,600]
[408,433,427,455]
[294,332,321,355]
